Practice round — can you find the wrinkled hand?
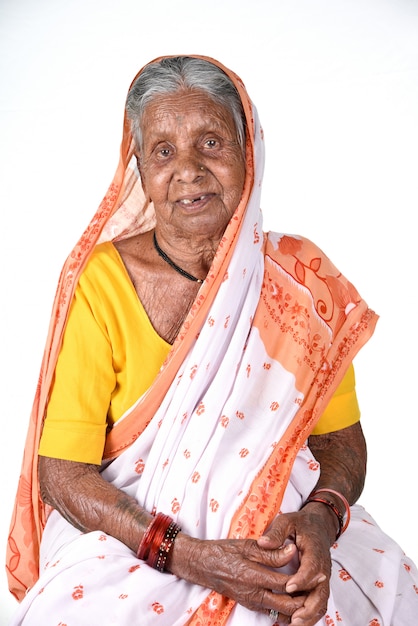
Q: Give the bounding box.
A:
[169,533,305,621]
[256,504,335,625]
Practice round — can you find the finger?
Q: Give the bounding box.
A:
[288,585,329,625]
[250,540,298,569]
[257,518,292,550]
[262,589,306,617]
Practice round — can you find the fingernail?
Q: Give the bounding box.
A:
[286,582,297,593]
[283,543,294,554]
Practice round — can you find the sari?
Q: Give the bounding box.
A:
[7,55,418,625]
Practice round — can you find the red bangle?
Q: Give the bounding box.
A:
[137,512,181,572]
[311,488,351,534]
[302,496,344,540]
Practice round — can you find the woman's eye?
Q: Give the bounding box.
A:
[159,148,171,157]
[205,139,218,148]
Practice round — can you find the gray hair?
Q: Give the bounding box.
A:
[126,56,246,152]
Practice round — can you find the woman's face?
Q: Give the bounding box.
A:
[137,90,246,241]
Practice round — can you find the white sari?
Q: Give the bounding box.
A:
[8,56,418,625]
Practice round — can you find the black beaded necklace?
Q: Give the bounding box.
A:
[153,232,204,284]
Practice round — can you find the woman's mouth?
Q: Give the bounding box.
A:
[177,194,215,209]
[178,194,210,206]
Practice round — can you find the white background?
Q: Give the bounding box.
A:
[1,0,417,622]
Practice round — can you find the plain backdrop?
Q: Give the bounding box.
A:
[1,0,417,623]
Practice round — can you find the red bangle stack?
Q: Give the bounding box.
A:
[302,488,351,541]
[137,512,181,572]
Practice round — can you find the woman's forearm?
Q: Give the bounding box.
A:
[39,456,152,553]
[308,421,367,505]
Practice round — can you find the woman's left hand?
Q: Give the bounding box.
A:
[256,503,337,626]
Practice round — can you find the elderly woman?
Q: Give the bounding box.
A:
[7,56,418,625]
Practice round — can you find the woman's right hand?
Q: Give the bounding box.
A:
[168,533,305,622]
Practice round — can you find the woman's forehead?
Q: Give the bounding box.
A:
[141,91,238,137]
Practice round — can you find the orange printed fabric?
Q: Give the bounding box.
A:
[6,53,377,617]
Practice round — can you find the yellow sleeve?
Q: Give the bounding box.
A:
[311,363,360,435]
[38,266,115,464]
[39,242,170,465]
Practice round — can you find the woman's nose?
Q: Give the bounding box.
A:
[174,151,205,183]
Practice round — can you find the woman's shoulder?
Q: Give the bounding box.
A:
[265,231,340,273]
[76,241,133,304]
[264,231,361,303]
[81,241,125,281]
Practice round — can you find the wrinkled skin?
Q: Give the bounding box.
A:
[40,422,366,625]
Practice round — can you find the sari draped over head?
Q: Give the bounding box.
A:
[7,55,392,624]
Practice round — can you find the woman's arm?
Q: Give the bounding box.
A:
[39,456,153,552]
[39,456,305,621]
[308,420,367,504]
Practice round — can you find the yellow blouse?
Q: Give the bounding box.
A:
[39,242,360,465]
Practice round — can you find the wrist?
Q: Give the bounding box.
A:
[301,500,342,544]
[301,487,351,542]
[137,512,181,572]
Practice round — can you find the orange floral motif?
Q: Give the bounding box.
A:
[336,611,342,621]
[413,585,418,594]
[184,449,191,459]
[129,564,141,573]
[224,315,230,328]
[263,362,271,370]
[374,580,384,588]
[246,364,251,377]
[119,594,128,600]
[308,460,320,471]
[369,620,381,626]
[220,415,229,428]
[339,568,352,582]
[239,448,249,458]
[270,401,279,411]
[134,459,145,474]
[207,316,215,327]
[190,365,198,379]
[181,412,188,424]
[171,498,181,514]
[253,224,260,244]
[98,534,107,542]
[72,585,84,600]
[196,402,205,415]
[209,499,219,512]
[325,615,335,626]
[236,410,245,420]
[152,601,164,614]
[234,504,258,537]
[278,234,303,256]
[403,563,411,572]
[97,555,105,560]
[192,471,201,484]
